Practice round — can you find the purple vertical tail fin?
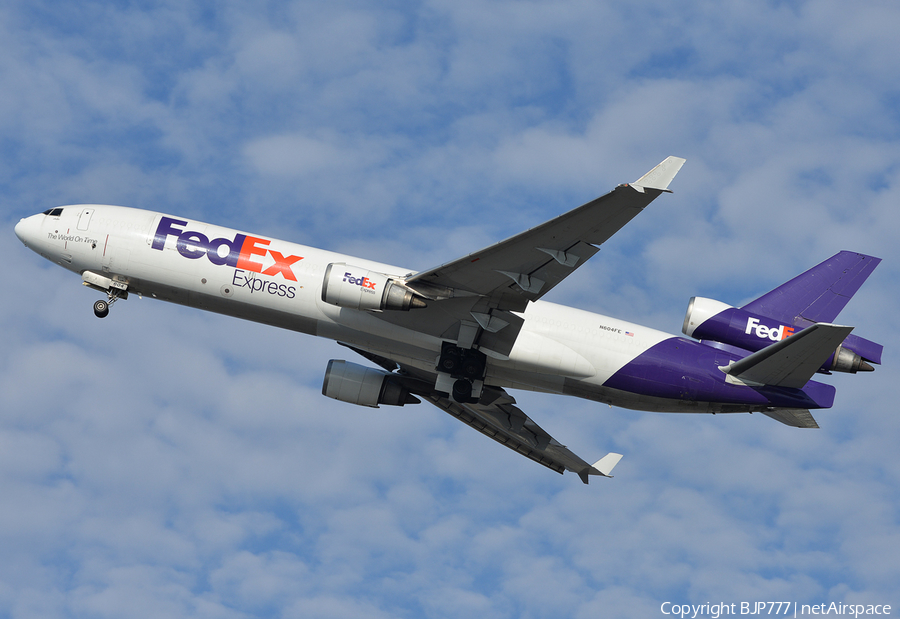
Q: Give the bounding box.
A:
[742,251,882,364]
[743,251,881,324]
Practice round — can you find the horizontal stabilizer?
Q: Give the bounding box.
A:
[632,156,686,193]
[761,408,820,428]
[721,323,854,388]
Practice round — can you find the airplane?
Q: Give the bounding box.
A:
[14,157,883,483]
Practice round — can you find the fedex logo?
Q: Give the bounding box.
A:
[343,272,378,294]
[745,317,795,342]
[152,217,302,281]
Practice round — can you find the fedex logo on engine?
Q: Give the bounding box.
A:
[152,217,302,281]
[343,272,378,293]
[745,317,795,341]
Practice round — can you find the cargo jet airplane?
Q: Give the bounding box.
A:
[14,157,883,483]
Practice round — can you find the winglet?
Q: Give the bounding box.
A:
[632,156,686,193]
[578,453,624,483]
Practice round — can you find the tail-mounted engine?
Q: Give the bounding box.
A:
[683,297,875,374]
[322,360,420,408]
[321,263,427,311]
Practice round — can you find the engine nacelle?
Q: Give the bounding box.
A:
[321,263,426,311]
[683,297,872,374]
[322,360,419,408]
[682,297,734,339]
[684,296,805,351]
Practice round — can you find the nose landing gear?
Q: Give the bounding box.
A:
[82,271,130,318]
[93,288,127,318]
[93,299,109,318]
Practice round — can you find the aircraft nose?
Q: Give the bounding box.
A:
[15,214,41,247]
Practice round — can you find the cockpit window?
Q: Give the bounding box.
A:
[41,208,64,217]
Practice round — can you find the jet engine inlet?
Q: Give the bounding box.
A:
[322,360,420,407]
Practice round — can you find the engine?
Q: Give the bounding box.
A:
[322,360,420,407]
[683,297,873,374]
[321,263,427,311]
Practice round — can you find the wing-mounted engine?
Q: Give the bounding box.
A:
[683,297,875,374]
[322,360,421,408]
[321,263,427,311]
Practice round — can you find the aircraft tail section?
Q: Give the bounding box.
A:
[685,251,882,369]
[743,251,883,366]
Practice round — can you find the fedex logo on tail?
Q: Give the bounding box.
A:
[745,317,795,342]
[152,217,302,281]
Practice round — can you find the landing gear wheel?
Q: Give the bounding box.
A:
[93,299,109,318]
[440,345,460,373]
[452,378,473,403]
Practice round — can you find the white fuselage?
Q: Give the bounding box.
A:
[16,204,685,410]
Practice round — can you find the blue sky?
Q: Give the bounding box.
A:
[2,0,899,617]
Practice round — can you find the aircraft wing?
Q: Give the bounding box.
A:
[421,389,622,484]
[381,157,685,357]
[406,156,685,311]
[341,344,622,483]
